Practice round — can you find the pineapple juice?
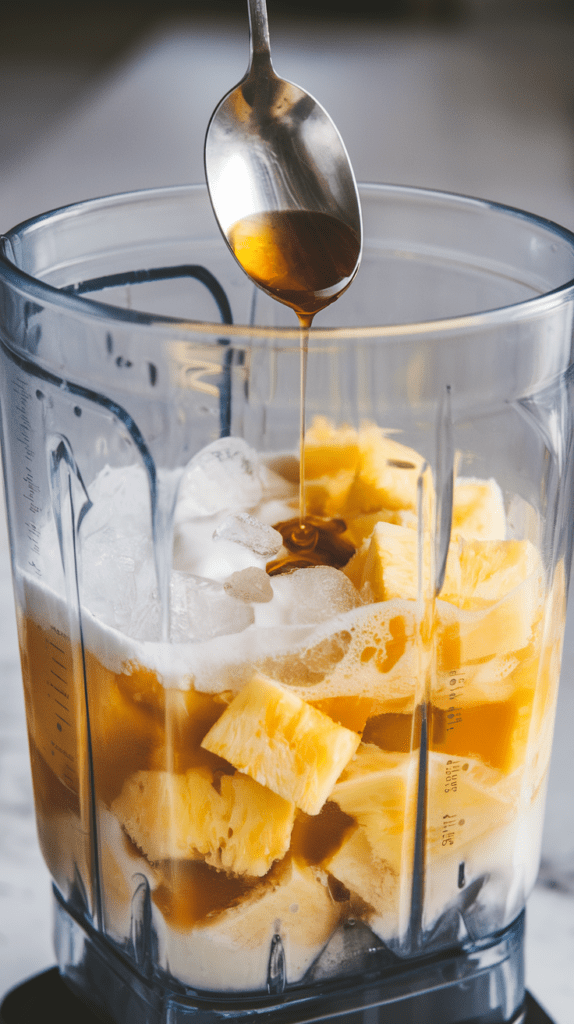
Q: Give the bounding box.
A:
[15,420,558,992]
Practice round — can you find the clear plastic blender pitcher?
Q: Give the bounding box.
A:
[1,184,573,1024]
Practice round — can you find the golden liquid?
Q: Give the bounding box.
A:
[19,608,548,931]
[267,515,356,576]
[228,210,360,319]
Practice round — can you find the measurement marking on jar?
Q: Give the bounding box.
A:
[445,672,465,734]
[52,742,74,763]
[14,379,43,575]
[49,682,68,699]
[41,620,77,789]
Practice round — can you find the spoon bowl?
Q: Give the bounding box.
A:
[204,0,362,321]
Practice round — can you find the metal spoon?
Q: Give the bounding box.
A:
[204,0,362,321]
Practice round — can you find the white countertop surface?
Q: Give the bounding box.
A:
[0,14,573,1022]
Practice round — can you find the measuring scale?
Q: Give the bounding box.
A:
[0,184,573,1024]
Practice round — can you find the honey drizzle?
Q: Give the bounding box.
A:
[228,209,360,575]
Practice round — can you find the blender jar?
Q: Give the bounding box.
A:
[1,183,573,1024]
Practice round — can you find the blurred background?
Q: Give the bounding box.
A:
[1,0,574,229]
[1,1,574,1021]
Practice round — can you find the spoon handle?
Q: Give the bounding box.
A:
[247,0,273,72]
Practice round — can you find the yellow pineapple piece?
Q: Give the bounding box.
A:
[329,743,417,875]
[323,744,416,941]
[345,424,425,514]
[342,539,370,589]
[426,753,521,856]
[303,416,359,479]
[155,856,340,991]
[111,766,295,876]
[305,470,357,519]
[330,745,519,865]
[342,509,416,549]
[323,826,399,943]
[360,522,422,601]
[300,417,359,518]
[455,538,539,610]
[325,747,521,941]
[452,477,506,541]
[217,773,295,876]
[201,673,360,815]
[437,539,542,664]
[112,769,207,862]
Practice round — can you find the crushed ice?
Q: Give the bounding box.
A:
[213,513,282,557]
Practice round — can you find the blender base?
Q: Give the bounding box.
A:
[0,973,556,1024]
[24,886,533,1024]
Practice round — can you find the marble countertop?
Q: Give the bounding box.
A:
[0,14,573,1022]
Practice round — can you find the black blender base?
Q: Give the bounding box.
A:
[0,970,556,1024]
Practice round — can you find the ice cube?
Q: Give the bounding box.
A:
[224,567,273,603]
[169,571,254,642]
[83,464,152,540]
[81,545,138,631]
[81,537,160,639]
[268,567,363,625]
[174,517,267,580]
[80,464,157,632]
[115,571,254,643]
[213,513,283,558]
[175,438,264,520]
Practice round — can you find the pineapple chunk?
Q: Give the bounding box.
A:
[303,416,359,478]
[218,773,295,876]
[305,470,357,519]
[342,539,371,589]
[443,587,540,665]
[303,417,359,518]
[454,539,539,610]
[345,424,425,514]
[361,521,422,601]
[360,525,540,624]
[342,509,416,549]
[452,477,506,541]
[201,673,361,815]
[323,826,399,943]
[154,857,340,991]
[329,743,417,875]
[426,752,521,857]
[111,766,295,876]
[112,769,206,862]
[330,745,519,866]
[325,748,521,942]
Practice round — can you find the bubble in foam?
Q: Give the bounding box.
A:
[214,513,282,558]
